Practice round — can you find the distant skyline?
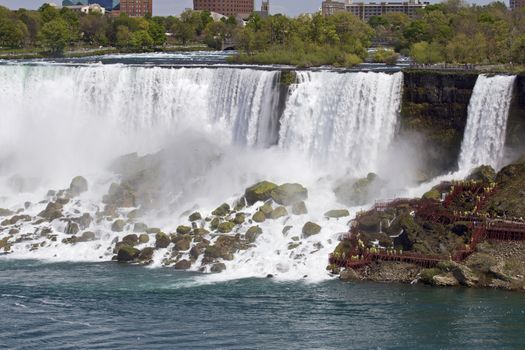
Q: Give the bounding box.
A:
[0,0,503,16]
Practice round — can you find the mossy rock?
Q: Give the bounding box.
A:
[138,247,154,263]
[246,226,262,243]
[217,221,235,233]
[176,225,192,235]
[234,197,246,211]
[211,263,226,273]
[288,242,301,250]
[245,181,278,205]
[155,232,171,249]
[0,208,14,217]
[292,201,307,215]
[138,233,149,244]
[117,245,140,262]
[233,213,245,225]
[174,259,191,270]
[270,206,288,219]
[420,268,441,284]
[174,235,192,251]
[111,219,126,232]
[122,234,138,246]
[252,211,266,223]
[282,225,292,235]
[467,165,496,183]
[189,212,202,222]
[193,228,209,236]
[423,188,441,201]
[212,203,230,217]
[302,222,321,237]
[146,227,161,234]
[210,217,221,230]
[324,209,350,218]
[259,202,273,217]
[270,183,308,205]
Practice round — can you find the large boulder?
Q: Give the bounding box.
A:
[111,219,126,232]
[302,222,321,237]
[217,221,235,233]
[270,206,288,219]
[334,173,382,206]
[0,208,14,217]
[467,165,496,183]
[189,212,202,222]
[69,176,88,197]
[174,259,191,270]
[270,183,308,205]
[292,201,307,215]
[244,181,278,205]
[138,247,154,264]
[117,246,140,262]
[176,225,192,235]
[252,211,266,223]
[155,232,171,249]
[133,223,148,232]
[122,234,138,246]
[324,209,350,218]
[339,269,359,281]
[173,235,191,251]
[212,203,230,217]
[245,226,262,243]
[211,263,226,273]
[432,273,459,286]
[38,202,63,221]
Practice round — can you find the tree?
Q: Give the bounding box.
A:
[171,19,195,45]
[39,18,71,55]
[410,41,444,64]
[115,25,132,48]
[131,30,154,49]
[148,20,166,46]
[80,14,108,46]
[38,4,59,23]
[0,17,29,48]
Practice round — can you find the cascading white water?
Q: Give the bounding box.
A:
[0,63,405,282]
[279,71,403,176]
[458,74,516,171]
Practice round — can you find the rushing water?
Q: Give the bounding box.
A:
[1,260,525,349]
[458,74,516,171]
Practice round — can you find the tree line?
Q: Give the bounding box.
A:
[0,1,524,65]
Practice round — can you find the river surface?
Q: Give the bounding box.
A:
[1,259,524,349]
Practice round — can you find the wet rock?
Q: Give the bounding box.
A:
[127,209,141,220]
[282,225,292,235]
[324,209,350,218]
[78,231,96,242]
[270,206,288,219]
[138,233,149,244]
[111,219,126,232]
[122,234,139,246]
[138,247,154,264]
[193,228,209,237]
[117,246,140,262]
[0,208,14,217]
[190,245,203,260]
[288,242,301,250]
[291,201,308,215]
[423,188,441,201]
[69,176,88,197]
[233,213,245,225]
[75,213,92,230]
[252,211,266,223]
[1,215,32,226]
[259,203,273,217]
[234,197,246,211]
[65,221,80,235]
[420,268,441,284]
[245,226,262,243]
[38,202,63,221]
[302,222,321,237]
[103,182,136,208]
[134,223,148,232]
[210,217,221,230]
[245,181,278,205]
[204,235,244,261]
[174,259,191,270]
[212,203,230,217]
[173,235,191,251]
[155,232,171,249]
[217,221,235,233]
[270,183,308,205]
[189,212,202,222]
[176,225,192,235]
[211,263,226,273]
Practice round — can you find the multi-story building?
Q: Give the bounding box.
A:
[322,0,428,20]
[510,0,525,9]
[62,3,106,14]
[254,0,270,17]
[62,0,119,11]
[193,0,254,17]
[120,0,153,17]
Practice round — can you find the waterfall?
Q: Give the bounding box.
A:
[458,74,516,171]
[0,65,282,148]
[278,71,403,176]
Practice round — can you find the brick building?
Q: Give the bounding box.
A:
[193,0,255,17]
[322,0,429,20]
[510,0,525,9]
[120,0,152,17]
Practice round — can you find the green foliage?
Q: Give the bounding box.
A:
[39,18,71,55]
[410,41,444,64]
[373,48,399,65]
[0,16,29,48]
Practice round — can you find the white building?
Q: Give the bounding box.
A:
[63,4,106,14]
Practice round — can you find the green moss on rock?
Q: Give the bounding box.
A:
[270,183,308,205]
[302,221,321,237]
[245,181,278,205]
